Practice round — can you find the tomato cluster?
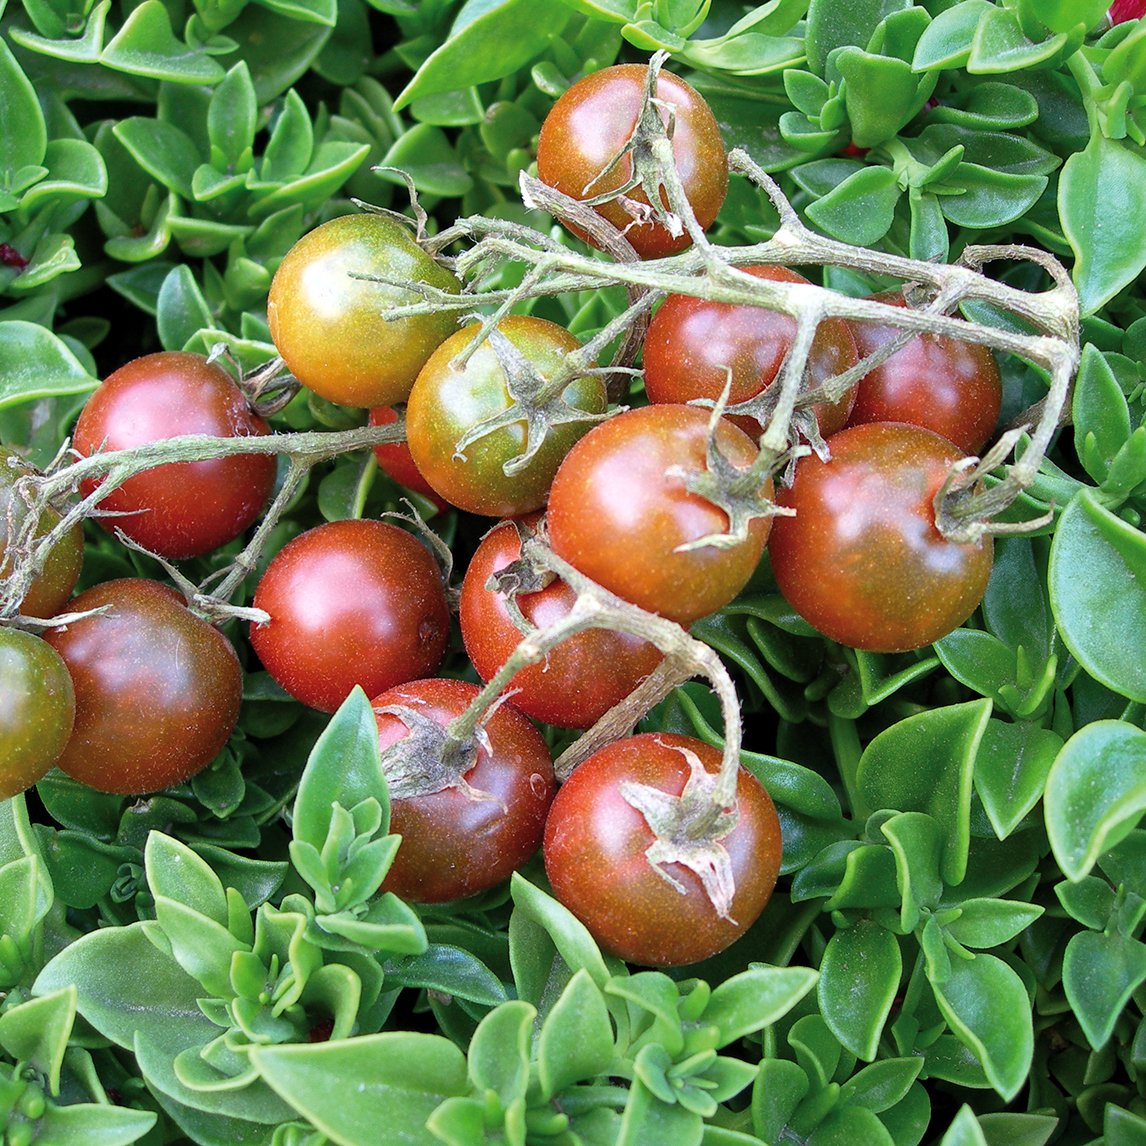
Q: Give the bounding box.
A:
[0,60,1008,969]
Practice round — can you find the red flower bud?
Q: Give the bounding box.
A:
[1111,0,1146,24]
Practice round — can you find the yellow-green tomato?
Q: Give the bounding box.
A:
[267,213,461,409]
[0,628,75,798]
[405,316,606,517]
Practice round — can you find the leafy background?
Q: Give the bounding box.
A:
[1,0,1146,1143]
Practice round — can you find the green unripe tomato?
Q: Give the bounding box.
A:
[267,213,462,409]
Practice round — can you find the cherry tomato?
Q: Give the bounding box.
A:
[250,519,450,713]
[367,406,448,511]
[268,213,461,409]
[768,422,994,652]
[846,290,1002,454]
[536,64,728,258]
[72,352,276,560]
[373,677,556,903]
[44,579,242,794]
[0,456,83,618]
[0,627,75,798]
[543,733,781,966]
[642,266,859,438]
[405,316,606,517]
[460,516,663,729]
[546,404,772,625]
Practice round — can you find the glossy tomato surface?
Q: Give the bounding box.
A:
[546,404,771,625]
[45,579,242,794]
[642,266,859,438]
[367,405,448,510]
[543,733,781,966]
[268,213,461,409]
[768,422,994,652]
[373,677,556,903]
[0,456,83,617]
[0,627,75,798]
[72,352,275,560]
[405,316,606,517]
[251,519,450,713]
[847,290,1002,454]
[460,516,663,728]
[536,64,727,258]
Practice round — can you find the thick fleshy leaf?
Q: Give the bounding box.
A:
[0,40,47,179]
[101,0,227,84]
[818,920,901,1060]
[973,720,1062,840]
[1062,929,1146,1050]
[704,964,818,1047]
[805,165,901,245]
[1046,721,1146,882]
[0,321,99,408]
[538,969,617,1098]
[466,999,534,1103]
[510,873,611,988]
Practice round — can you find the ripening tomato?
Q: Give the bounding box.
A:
[0,456,83,618]
[405,316,606,517]
[367,406,448,511]
[268,213,461,409]
[642,266,859,439]
[546,404,772,625]
[250,519,450,713]
[0,627,75,798]
[846,290,1002,454]
[536,64,728,258]
[373,677,556,903]
[460,515,663,728]
[72,352,276,560]
[544,733,781,966]
[45,579,242,794]
[768,422,994,652]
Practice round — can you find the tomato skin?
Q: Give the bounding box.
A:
[460,516,663,729]
[0,458,83,618]
[0,628,75,798]
[373,678,556,903]
[768,423,994,653]
[846,291,1002,454]
[543,733,781,967]
[251,519,450,714]
[546,404,772,625]
[536,64,728,258]
[367,406,448,511]
[72,352,276,560]
[44,579,241,794]
[268,213,461,409]
[405,316,606,517]
[643,266,859,438]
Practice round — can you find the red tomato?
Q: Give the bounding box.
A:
[367,406,448,511]
[846,290,1002,454]
[768,422,994,652]
[543,733,781,966]
[546,404,772,625]
[0,627,75,798]
[0,456,83,618]
[642,266,859,439]
[373,677,556,903]
[405,316,606,517]
[250,519,450,713]
[459,516,663,729]
[72,352,276,560]
[268,213,461,409]
[536,64,728,258]
[44,579,242,794]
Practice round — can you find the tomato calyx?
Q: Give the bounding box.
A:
[373,699,504,807]
[619,740,741,920]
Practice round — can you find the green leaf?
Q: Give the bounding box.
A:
[1073,344,1133,484]
[467,999,534,1104]
[113,117,201,199]
[968,6,1070,74]
[836,48,938,148]
[0,987,75,1092]
[805,165,901,245]
[510,873,611,989]
[252,1033,468,1145]
[1062,929,1146,1049]
[1060,133,1146,316]
[209,61,258,168]
[751,1058,810,1144]
[805,0,910,76]
[385,944,509,1007]
[704,964,818,1047]
[1046,721,1146,882]
[538,969,617,1098]
[0,40,47,181]
[818,920,901,1060]
[145,833,229,926]
[938,165,1047,229]
[1049,489,1146,702]
[931,953,1033,1100]
[973,720,1062,840]
[838,1057,923,1114]
[0,321,99,408]
[934,630,1017,701]
[618,1077,704,1146]
[101,0,227,84]
[376,125,473,198]
[855,700,991,884]
[912,0,993,70]
[19,137,109,212]
[395,0,571,109]
[31,1103,158,1145]
[944,899,1043,949]
[941,1106,988,1146]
